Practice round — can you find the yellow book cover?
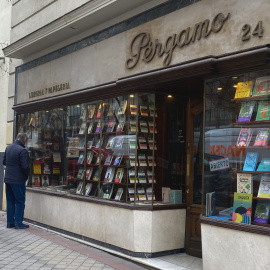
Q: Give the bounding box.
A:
[33,163,41,174]
[234,81,253,99]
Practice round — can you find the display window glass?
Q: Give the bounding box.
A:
[204,70,270,226]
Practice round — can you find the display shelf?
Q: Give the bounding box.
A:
[231,120,270,125]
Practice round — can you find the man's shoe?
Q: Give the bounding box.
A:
[15,223,29,229]
[6,224,15,228]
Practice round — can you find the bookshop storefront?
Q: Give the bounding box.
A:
[11,0,270,261]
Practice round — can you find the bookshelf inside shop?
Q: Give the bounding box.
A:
[204,72,270,228]
[19,93,165,204]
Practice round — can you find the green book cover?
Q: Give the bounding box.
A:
[255,100,270,121]
[232,192,252,224]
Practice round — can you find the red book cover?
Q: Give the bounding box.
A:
[254,129,269,146]
[236,128,253,147]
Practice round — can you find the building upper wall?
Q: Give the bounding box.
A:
[11,0,89,43]
[16,0,270,105]
[6,0,168,59]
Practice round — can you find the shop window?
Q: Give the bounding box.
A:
[18,93,185,205]
[204,69,270,227]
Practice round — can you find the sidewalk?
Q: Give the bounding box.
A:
[0,211,203,270]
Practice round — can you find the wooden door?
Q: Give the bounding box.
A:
[185,94,204,258]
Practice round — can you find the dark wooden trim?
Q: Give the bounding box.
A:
[200,215,270,237]
[117,57,216,90]
[216,46,270,76]
[26,187,187,211]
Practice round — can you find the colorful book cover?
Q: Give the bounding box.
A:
[88,104,96,119]
[77,152,84,164]
[104,153,113,166]
[243,152,259,171]
[128,188,136,201]
[130,118,137,133]
[105,135,115,149]
[255,100,270,121]
[232,192,252,224]
[138,137,147,149]
[116,115,125,134]
[252,76,270,96]
[113,154,123,166]
[253,128,269,146]
[140,106,149,116]
[103,184,114,199]
[114,137,124,148]
[85,183,93,195]
[41,175,49,186]
[117,100,127,115]
[129,138,137,150]
[32,175,41,186]
[96,104,102,118]
[237,173,252,194]
[68,137,79,148]
[114,168,124,183]
[138,170,147,183]
[257,158,270,171]
[236,128,253,147]
[137,187,147,201]
[234,81,253,99]
[77,167,84,179]
[87,151,94,164]
[104,167,115,182]
[95,120,102,133]
[88,121,95,134]
[257,175,270,198]
[76,181,83,194]
[92,168,100,181]
[138,154,147,166]
[146,187,155,201]
[149,122,157,133]
[147,155,156,166]
[130,104,137,115]
[149,105,158,117]
[147,170,156,183]
[86,167,93,180]
[106,119,115,133]
[129,170,138,183]
[33,163,42,174]
[114,188,123,200]
[237,101,255,122]
[140,120,148,133]
[79,122,86,134]
[254,200,270,224]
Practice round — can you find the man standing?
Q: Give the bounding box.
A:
[3,133,30,229]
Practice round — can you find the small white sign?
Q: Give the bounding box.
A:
[209,158,229,172]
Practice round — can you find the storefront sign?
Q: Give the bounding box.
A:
[209,158,230,172]
[126,12,230,69]
[29,82,70,99]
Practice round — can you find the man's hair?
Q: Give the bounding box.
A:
[16,133,28,143]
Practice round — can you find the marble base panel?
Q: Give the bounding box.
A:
[25,191,186,254]
[201,223,270,270]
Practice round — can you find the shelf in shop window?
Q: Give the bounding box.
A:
[229,170,270,174]
[231,95,270,102]
[231,120,270,125]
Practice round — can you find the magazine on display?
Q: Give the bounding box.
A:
[254,200,270,224]
[237,101,255,122]
[255,100,270,121]
[232,192,252,224]
[252,76,270,96]
[114,188,123,200]
[253,128,269,146]
[234,81,253,99]
[236,128,253,147]
[114,168,124,183]
[257,158,270,171]
[243,152,259,171]
[236,173,253,194]
[257,175,270,198]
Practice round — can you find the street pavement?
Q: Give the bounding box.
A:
[0,212,149,270]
